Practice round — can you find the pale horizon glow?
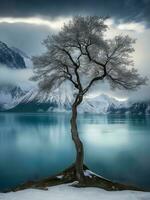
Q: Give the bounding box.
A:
[0,17,71,29]
[118,22,145,32]
[86,93,128,101]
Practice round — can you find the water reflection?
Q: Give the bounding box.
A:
[0,113,150,190]
[0,113,75,190]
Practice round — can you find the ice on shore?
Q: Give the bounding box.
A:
[0,184,150,200]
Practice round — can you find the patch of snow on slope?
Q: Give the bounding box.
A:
[79,94,127,114]
[21,82,74,104]
[11,46,33,68]
[0,184,150,200]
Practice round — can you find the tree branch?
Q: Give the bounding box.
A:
[108,74,140,90]
[57,60,79,89]
[84,44,105,68]
[82,72,106,95]
[59,47,83,91]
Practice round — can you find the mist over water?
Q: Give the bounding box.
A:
[0,113,150,190]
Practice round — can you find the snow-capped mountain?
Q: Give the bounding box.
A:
[11,47,33,68]
[11,47,30,59]
[109,101,150,115]
[7,80,126,113]
[0,86,26,110]
[3,84,150,115]
[3,83,127,113]
[80,94,127,114]
[0,41,32,110]
[3,84,76,112]
[0,41,26,69]
[1,79,150,114]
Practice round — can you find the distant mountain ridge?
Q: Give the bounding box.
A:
[108,101,150,115]
[2,81,150,115]
[4,89,150,115]
[11,47,30,59]
[1,82,150,115]
[0,41,29,110]
[2,86,128,114]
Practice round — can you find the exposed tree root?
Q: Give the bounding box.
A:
[3,163,145,193]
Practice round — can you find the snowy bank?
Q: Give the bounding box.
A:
[0,184,150,200]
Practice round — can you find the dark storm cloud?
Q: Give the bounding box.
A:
[0,0,150,25]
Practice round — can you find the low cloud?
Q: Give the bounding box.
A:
[0,17,71,30]
[0,65,34,88]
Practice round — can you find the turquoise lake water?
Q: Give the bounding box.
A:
[0,113,150,190]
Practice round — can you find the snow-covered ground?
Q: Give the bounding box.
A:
[0,184,150,200]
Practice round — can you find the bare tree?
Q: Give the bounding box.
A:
[32,16,147,183]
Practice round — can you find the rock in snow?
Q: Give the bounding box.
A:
[0,184,150,200]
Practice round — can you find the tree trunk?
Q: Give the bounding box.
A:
[70,94,85,183]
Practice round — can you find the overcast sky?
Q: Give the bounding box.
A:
[0,0,149,101]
